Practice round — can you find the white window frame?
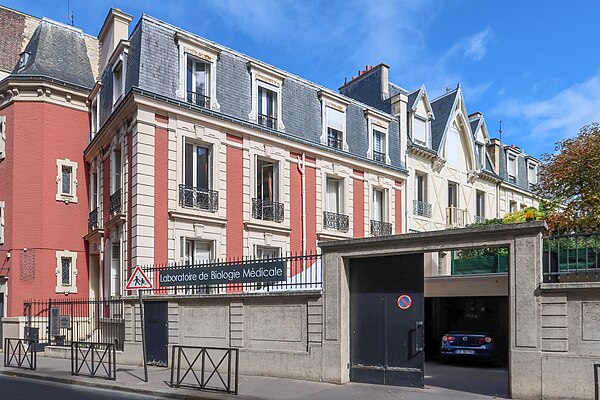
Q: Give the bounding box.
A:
[371,187,388,223]
[318,91,349,151]
[412,115,430,147]
[256,245,280,259]
[55,250,78,294]
[175,32,220,110]
[475,190,486,218]
[0,201,4,245]
[248,61,285,131]
[111,149,122,195]
[365,109,391,164]
[527,161,538,185]
[325,176,344,214]
[475,142,485,168]
[185,56,211,106]
[181,238,213,265]
[255,157,280,203]
[110,241,122,297]
[0,115,6,161]
[90,93,99,140]
[56,159,78,203]
[415,172,428,203]
[112,59,124,106]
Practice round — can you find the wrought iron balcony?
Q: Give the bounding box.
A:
[323,211,349,232]
[370,220,392,237]
[474,215,487,224]
[187,90,210,108]
[252,198,284,223]
[179,185,219,213]
[327,131,343,150]
[88,207,99,230]
[109,189,122,215]
[413,200,432,218]
[373,151,386,163]
[258,113,277,129]
[446,206,466,228]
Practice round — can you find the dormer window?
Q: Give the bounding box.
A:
[248,61,285,131]
[528,162,538,189]
[112,60,124,105]
[319,91,349,151]
[373,129,386,163]
[365,109,391,164]
[412,116,429,147]
[17,52,30,72]
[476,143,485,168]
[90,93,99,140]
[507,154,517,183]
[186,57,210,108]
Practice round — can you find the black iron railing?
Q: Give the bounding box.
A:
[327,131,343,150]
[252,198,284,222]
[373,151,386,163]
[139,252,321,295]
[170,346,238,394]
[71,341,116,381]
[187,91,210,108]
[89,208,99,230]
[323,211,349,232]
[23,298,125,351]
[4,338,36,370]
[258,113,277,129]
[370,220,392,236]
[179,185,219,212]
[109,189,121,215]
[543,230,600,282]
[413,200,432,218]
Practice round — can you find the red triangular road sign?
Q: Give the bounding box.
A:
[126,266,153,289]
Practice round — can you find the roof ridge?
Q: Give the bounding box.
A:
[430,87,459,102]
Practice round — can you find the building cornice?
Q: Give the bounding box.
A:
[0,76,90,112]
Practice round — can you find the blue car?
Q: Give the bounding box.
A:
[440,331,498,363]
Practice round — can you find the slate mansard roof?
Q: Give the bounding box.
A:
[94,15,407,173]
[429,89,458,152]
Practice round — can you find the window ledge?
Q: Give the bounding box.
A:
[244,221,291,235]
[540,282,600,291]
[169,210,227,226]
[56,194,78,204]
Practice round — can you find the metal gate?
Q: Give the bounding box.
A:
[145,301,168,366]
[350,254,424,387]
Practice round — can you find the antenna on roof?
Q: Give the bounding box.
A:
[67,0,75,26]
[499,120,503,141]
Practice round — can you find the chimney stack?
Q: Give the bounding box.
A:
[98,8,133,72]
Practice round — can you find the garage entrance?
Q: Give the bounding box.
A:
[349,254,424,387]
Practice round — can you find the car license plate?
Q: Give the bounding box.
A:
[455,350,475,355]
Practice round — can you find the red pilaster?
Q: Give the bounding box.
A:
[353,169,364,238]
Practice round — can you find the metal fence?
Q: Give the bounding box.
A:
[71,341,117,381]
[543,230,600,282]
[23,297,125,351]
[139,252,321,296]
[170,345,239,394]
[4,338,36,370]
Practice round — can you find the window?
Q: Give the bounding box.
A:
[415,173,427,203]
[509,200,517,213]
[528,163,538,187]
[326,107,345,149]
[248,61,285,131]
[90,95,99,140]
[373,129,386,163]
[0,201,4,245]
[256,246,280,259]
[253,158,283,222]
[181,141,217,211]
[186,57,210,108]
[111,242,121,297]
[16,52,30,71]
[90,172,98,211]
[0,115,6,161]
[446,128,460,166]
[325,177,343,214]
[109,150,122,215]
[507,155,517,183]
[448,182,458,208]
[412,117,428,147]
[55,250,77,294]
[258,85,278,129]
[112,61,124,105]
[372,188,386,222]
[183,239,212,265]
[476,143,485,168]
[476,191,485,219]
[56,159,78,203]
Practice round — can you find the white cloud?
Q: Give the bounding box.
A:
[461,27,493,61]
[495,74,600,149]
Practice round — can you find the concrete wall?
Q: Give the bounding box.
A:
[122,293,324,380]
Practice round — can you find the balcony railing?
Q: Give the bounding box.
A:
[88,208,99,230]
[370,220,392,237]
[446,206,466,228]
[258,113,277,129]
[252,198,284,223]
[109,189,122,215]
[508,175,516,184]
[179,185,219,213]
[327,135,343,150]
[323,211,349,232]
[373,151,386,163]
[474,215,487,224]
[413,200,432,218]
[187,90,210,108]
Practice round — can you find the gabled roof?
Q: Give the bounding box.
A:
[11,18,95,88]
[407,84,435,120]
[430,88,459,151]
[469,118,480,136]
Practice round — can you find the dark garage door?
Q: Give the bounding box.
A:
[350,254,425,387]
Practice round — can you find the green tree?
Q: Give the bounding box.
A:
[535,123,600,230]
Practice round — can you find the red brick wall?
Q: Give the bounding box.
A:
[226,134,244,260]
[353,169,364,238]
[395,185,403,234]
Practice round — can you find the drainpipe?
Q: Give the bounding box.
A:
[296,153,307,265]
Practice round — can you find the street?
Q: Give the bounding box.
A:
[0,375,164,400]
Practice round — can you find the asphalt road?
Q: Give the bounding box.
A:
[0,375,164,400]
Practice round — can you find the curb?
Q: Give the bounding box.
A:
[0,369,242,400]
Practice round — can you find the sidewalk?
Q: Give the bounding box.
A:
[0,353,505,399]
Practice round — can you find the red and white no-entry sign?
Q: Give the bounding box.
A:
[397,294,412,310]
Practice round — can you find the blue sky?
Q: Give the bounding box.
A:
[5,0,599,158]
